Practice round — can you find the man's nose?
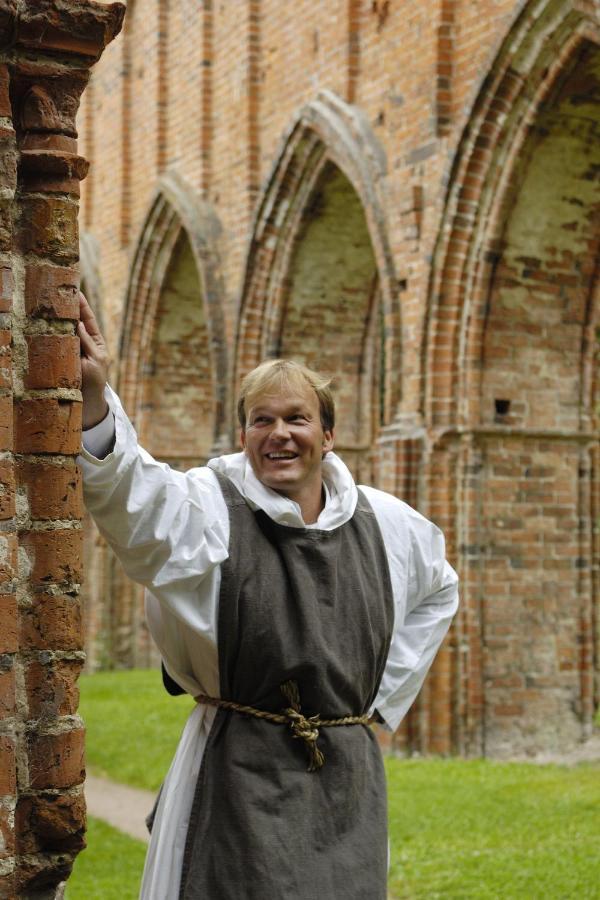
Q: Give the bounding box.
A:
[271,417,291,439]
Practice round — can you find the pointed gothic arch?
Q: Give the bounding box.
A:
[235,90,401,448]
[423,0,600,756]
[425,0,600,429]
[119,170,228,457]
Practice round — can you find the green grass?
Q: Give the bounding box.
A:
[74,669,600,899]
[65,817,146,900]
[78,668,194,791]
[387,758,600,899]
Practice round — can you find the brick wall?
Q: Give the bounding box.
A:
[0,2,123,895]
[79,0,600,757]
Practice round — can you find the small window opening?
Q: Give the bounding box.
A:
[495,398,511,417]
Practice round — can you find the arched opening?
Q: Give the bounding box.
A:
[139,230,215,468]
[424,0,600,757]
[273,162,384,482]
[475,42,600,755]
[481,45,600,432]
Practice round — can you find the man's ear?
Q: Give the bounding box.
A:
[322,428,334,455]
[240,429,247,450]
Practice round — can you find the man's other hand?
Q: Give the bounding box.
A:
[78,291,110,429]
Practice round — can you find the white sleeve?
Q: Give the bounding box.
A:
[78,385,229,626]
[82,403,115,459]
[361,487,459,732]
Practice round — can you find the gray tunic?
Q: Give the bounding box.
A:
[179,472,394,899]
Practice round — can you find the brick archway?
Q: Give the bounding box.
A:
[425,0,600,428]
[424,0,600,756]
[120,170,228,455]
[235,89,400,448]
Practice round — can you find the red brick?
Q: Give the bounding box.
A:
[17,2,124,63]
[24,263,79,319]
[24,335,81,390]
[20,529,83,586]
[0,595,17,653]
[0,873,15,898]
[0,460,15,519]
[0,663,15,717]
[19,592,82,651]
[0,394,12,452]
[18,460,82,520]
[0,735,16,795]
[28,727,85,790]
[25,658,82,718]
[15,398,81,454]
[23,174,81,197]
[0,65,9,118]
[18,196,79,262]
[15,791,86,854]
[16,858,75,897]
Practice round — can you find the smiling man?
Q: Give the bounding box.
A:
[78,294,458,900]
[238,362,335,522]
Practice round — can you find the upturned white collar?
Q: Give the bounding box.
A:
[207,450,358,530]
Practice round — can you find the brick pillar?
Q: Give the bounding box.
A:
[0,3,124,896]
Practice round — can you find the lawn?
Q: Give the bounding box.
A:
[65,817,146,900]
[78,667,194,792]
[71,669,600,899]
[387,758,600,899]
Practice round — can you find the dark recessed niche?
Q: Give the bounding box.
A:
[495,398,511,416]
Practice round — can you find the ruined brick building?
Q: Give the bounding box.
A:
[76,0,600,766]
[0,1,124,895]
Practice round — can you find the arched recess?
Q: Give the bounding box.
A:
[120,169,228,461]
[425,0,600,757]
[108,171,227,668]
[235,90,401,482]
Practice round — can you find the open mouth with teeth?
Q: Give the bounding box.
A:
[265,452,298,460]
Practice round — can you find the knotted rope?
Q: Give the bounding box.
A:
[194,680,371,772]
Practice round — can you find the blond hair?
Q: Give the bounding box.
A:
[237,359,335,431]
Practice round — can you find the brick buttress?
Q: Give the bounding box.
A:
[179,472,394,900]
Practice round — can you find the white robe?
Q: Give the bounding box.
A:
[80,387,459,899]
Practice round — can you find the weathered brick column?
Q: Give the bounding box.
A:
[0,2,124,896]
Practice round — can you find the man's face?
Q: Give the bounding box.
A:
[241,385,334,503]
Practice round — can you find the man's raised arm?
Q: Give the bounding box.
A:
[76,292,229,600]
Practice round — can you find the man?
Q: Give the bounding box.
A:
[78,293,458,900]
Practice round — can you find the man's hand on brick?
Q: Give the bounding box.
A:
[78,292,110,429]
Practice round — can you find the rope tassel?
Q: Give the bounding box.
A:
[280,680,325,772]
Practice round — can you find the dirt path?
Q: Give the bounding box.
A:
[85,774,154,843]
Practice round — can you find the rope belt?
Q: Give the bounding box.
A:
[195,680,371,772]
